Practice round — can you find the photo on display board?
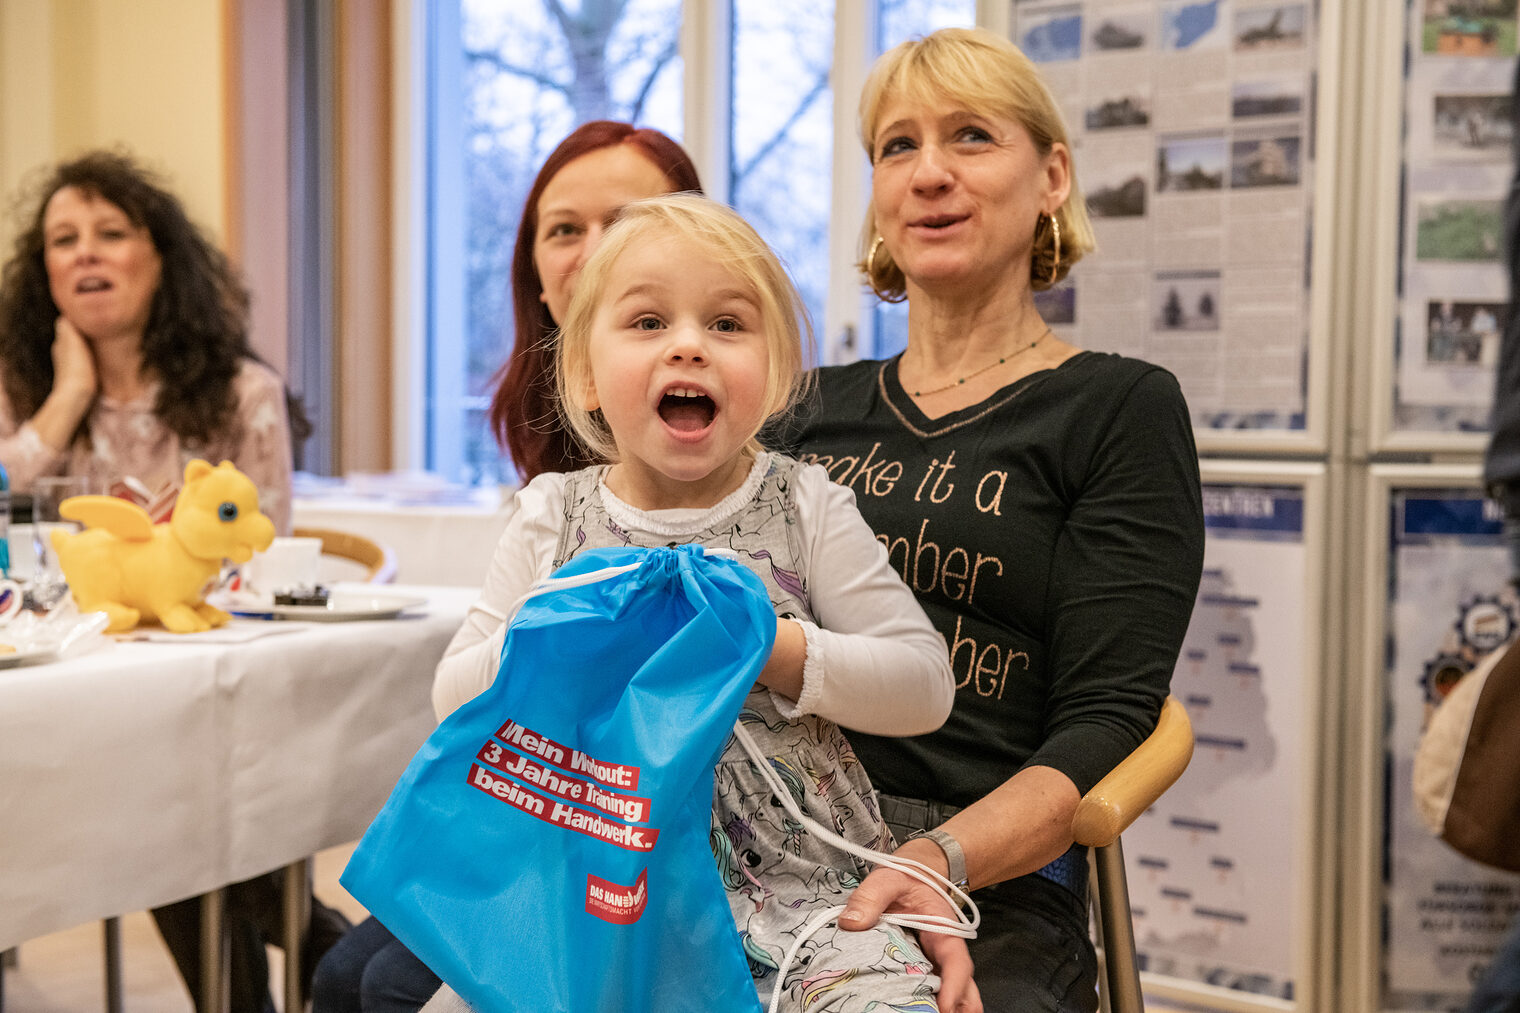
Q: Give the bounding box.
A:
[1085,164,1149,218]
[1233,3,1307,52]
[1230,134,1303,188]
[1088,91,1143,130]
[1089,8,1151,51]
[1157,134,1227,192]
[1415,198,1504,262]
[1231,73,1306,119]
[1420,0,1518,57]
[1424,299,1507,366]
[1430,93,1513,161]
[1160,0,1224,50]
[1085,90,1152,130]
[1019,6,1082,62]
[1153,270,1222,332]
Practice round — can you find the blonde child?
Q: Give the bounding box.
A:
[428,194,970,1011]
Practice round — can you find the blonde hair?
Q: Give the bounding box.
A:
[555,193,813,463]
[857,26,1095,299]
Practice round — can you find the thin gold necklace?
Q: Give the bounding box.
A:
[910,329,1051,397]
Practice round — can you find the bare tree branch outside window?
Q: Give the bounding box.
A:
[438,0,973,480]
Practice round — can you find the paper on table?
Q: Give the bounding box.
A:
[118,621,308,644]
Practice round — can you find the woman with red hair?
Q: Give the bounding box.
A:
[488,120,703,481]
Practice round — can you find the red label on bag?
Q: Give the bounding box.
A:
[585,869,648,924]
[468,764,660,852]
[496,719,641,789]
[476,743,653,823]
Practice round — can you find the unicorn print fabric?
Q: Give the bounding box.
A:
[342,545,771,1013]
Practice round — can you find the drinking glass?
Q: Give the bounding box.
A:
[31,475,91,609]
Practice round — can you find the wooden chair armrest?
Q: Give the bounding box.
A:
[1072,696,1194,848]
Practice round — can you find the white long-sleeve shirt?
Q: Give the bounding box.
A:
[432,453,953,735]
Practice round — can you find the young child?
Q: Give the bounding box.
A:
[428,194,961,1011]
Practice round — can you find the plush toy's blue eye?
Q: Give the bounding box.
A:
[218,502,238,522]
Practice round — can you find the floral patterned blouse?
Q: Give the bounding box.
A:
[0,359,295,534]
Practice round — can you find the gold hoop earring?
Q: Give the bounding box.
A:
[867,235,887,277]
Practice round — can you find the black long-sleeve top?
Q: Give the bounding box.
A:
[771,350,1205,804]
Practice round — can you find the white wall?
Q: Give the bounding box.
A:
[0,0,227,254]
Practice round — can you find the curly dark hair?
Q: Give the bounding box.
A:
[0,149,309,447]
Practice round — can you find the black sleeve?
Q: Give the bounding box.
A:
[1027,367,1206,795]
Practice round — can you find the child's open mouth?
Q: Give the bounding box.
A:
[658,389,716,433]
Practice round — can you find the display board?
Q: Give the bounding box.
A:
[1376,1,1513,446]
[1123,461,1324,1011]
[1362,467,1520,1011]
[1009,0,1336,451]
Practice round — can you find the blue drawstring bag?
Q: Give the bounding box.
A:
[342,545,771,1013]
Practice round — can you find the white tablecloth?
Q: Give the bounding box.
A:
[292,496,513,587]
[0,585,474,950]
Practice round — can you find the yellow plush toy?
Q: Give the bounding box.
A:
[52,459,277,633]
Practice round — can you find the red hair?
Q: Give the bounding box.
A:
[488,121,703,481]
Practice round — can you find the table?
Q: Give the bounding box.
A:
[291,495,513,587]
[0,586,474,958]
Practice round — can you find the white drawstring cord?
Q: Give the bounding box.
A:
[731,722,980,1013]
[504,559,645,620]
[507,549,736,619]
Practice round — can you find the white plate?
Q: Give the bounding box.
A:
[230,592,428,622]
[0,646,59,668]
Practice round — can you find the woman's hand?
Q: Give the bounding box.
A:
[27,317,98,453]
[839,839,983,1012]
[51,317,98,401]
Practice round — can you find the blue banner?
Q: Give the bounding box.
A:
[1202,485,1305,535]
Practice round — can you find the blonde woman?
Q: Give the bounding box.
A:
[776,29,1205,1010]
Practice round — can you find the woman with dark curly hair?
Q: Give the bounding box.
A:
[0,148,304,531]
[0,149,335,1012]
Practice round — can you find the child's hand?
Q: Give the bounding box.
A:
[755,617,805,700]
[920,932,981,1013]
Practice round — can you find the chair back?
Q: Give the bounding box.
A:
[292,526,398,584]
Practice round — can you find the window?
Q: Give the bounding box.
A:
[421,0,974,484]
[878,0,974,50]
[425,0,683,485]
[729,1,835,339]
